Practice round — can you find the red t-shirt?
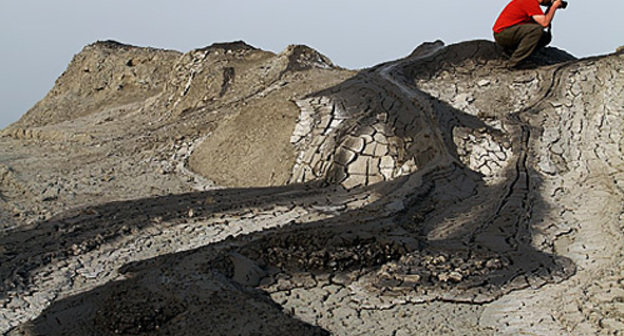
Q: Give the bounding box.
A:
[493,0,544,33]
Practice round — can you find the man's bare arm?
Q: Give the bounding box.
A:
[533,0,562,27]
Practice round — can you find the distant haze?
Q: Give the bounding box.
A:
[1,0,622,129]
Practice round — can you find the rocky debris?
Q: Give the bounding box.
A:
[92,285,186,335]
[237,228,408,274]
[0,39,622,336]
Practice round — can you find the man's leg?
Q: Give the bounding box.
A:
[494,28,518,56]
[538,29,552,49]
[495,24,547,68]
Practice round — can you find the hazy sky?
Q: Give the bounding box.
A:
[1,0,622,129]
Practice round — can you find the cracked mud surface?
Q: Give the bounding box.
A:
[1,40,623,335]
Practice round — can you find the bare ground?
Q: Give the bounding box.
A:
[0,40,623,335]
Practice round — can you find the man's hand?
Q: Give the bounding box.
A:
[550,0,564,9]
[533,0,562,27]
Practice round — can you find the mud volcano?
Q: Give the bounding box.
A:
[1,40,623,335]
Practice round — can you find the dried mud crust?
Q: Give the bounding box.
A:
[0,40,623,335]
[186,68,354,188]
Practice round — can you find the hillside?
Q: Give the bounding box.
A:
[0,39,623,335]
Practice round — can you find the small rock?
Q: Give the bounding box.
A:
[71,244,82,255]
[486,258,503,269]
[432,255,447,265]
[437,273,451,282]
[448,271,463,282]
[477,79,491,87]
[402,274,421,283]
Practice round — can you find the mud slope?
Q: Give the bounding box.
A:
[0,40,622,335]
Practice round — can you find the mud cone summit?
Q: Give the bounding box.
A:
[0,40,623,335]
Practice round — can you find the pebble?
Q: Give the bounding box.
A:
[477,79,491,87]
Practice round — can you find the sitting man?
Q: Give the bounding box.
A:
[493,0,564,69]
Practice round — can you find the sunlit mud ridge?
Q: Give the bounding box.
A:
[0,40,622,335]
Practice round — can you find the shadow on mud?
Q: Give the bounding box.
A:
[7,41,576,335]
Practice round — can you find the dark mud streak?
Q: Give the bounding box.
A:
[219,67,235,97]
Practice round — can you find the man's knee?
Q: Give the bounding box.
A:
[517,24,548,51]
